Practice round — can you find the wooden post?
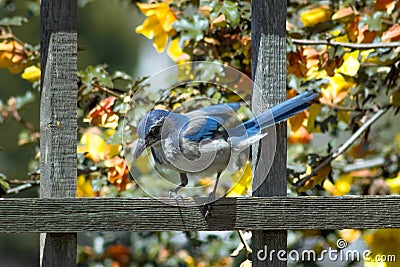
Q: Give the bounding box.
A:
[251,0,287,266]
[40,0,77,266]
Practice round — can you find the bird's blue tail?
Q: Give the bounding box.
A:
[231,91,318,137]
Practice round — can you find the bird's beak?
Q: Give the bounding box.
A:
[134,139,146,158]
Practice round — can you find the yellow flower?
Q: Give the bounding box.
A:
[299,164,332,192]
[337,50,360,77]
[77,128,120,162]
[167,38,190,62]
[338,229,361,243]
[390,90,400,108]
[240,259,252,267]
[77,174,96,197]
[323,174,352,196]
[363,229,400,267]
[227,161,252,197]
[397,134,400,149]
[320,73,355,105]
[135,1,177,53]
[385,172,400,193]
[300,5,332,27]
[21,65,41,82]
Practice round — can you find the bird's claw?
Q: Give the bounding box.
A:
[168,190,184,201]
[168,190,178,198]
[202,191,216,218]
[202,203,213,218]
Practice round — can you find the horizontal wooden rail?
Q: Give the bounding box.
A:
[0,196,399,232]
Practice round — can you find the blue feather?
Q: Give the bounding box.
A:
[231,91,318,137]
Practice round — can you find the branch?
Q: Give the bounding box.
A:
[319,102,358,112]
[6,179,40,185]
[12,114,37,131]
[343,157,385,173]
[291,38,400,50]
[295,108,389,189]
[92,82,125,99]
[3,173,40,195]
[6,183,36,195]
[238,230,252,254]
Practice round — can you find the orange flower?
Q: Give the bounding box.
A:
[103,244,131,266]
[374,0,398,13]
[288,125,312,144]
[0,33,27,73]
[288,46,320,78]
[84,96,119,129]
[382,24,400,42]
[105,156,130,191]
[287,90,316,143]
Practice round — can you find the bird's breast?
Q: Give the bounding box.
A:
[150,137,232,176]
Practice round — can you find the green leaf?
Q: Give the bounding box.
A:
[221,1,240,27]
[174,14,209,46]
[196,61,225,81]
[78,0,95,8]
[26,1,40,16]
[0,16,28,26]
[112,70,132,81]
[359,12,384,31]
[210,1,240,27]
[0,174,10,191]
[78,65,113,95]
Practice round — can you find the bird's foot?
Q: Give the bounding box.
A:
[202,203,213,218]
[168,190,178,198]
[202,191,216,218]
[168,190,184,201]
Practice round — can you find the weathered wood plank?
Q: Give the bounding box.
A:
[0,196,399,232]
[40,0,77,266]
[252,0,288,265]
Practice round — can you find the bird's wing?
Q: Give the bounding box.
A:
[186,102,241,122]
[183,103,241,142]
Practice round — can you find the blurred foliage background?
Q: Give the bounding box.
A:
[1,0,400,266]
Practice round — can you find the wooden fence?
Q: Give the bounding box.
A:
[0,1,399,266]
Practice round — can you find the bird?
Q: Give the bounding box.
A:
[134,90,318,211]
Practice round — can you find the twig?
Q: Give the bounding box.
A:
[319,102,358,112]
[6,179,40,185]
[343,157,385,173]
[11,113,37,131]
[291,38,400,50]
[237,230,252,254]
[92,82,125,99]
[6,183,34,194]
[295,108,388,188]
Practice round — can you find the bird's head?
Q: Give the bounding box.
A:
[134,109,171,158]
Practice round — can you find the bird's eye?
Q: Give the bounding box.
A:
[149,124,161,135]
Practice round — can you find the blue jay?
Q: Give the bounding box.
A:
[134,90,318,203]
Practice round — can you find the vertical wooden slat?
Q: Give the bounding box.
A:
[251,0,287,266]
[40,0,77,266]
